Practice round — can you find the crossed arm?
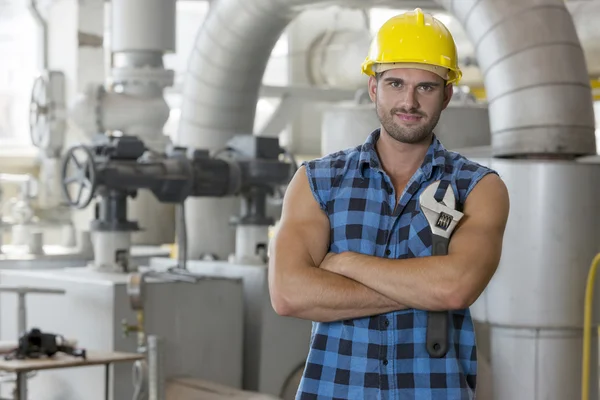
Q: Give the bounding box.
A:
[267,166,510,322]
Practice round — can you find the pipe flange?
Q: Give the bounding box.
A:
[111,67,175,88]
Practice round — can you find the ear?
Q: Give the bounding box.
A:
[442,84,453,110]
[368,76,377,103]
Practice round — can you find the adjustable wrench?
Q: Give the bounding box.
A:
[419,180,464,358]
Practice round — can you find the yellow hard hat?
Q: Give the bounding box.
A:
[361,8,462,85]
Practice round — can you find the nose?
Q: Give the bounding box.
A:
[400,87,419,111]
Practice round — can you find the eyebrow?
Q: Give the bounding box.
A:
[383,77,441,87]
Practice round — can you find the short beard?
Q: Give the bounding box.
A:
[376,103,441,144]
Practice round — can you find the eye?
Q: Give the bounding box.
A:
[390,81,402,88]
[419,85,434,92]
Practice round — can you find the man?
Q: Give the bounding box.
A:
[268,8,509,400]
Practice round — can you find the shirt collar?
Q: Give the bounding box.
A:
[359,128,447,180]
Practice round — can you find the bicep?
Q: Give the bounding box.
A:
[449,173,510,276]
[270,166,330,268]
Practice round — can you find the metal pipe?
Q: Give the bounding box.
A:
[16,372,26,400]
[111,0,176,54]
[27,0,48,70]
[147,335,165,400]
[17,293,26,334]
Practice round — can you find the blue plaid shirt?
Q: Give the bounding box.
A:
[297,129,496,399]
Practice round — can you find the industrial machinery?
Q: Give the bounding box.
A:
[27,0,73,249]
[0,132,302,399]
[1,0,310,398]
[59,133,293,271]
[2,1,170,269]
[0,172,82,262]
[0,170,169,270]
[69,0,179,247]
[0,66,80,258]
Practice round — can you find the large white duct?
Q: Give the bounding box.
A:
[176,0,596,258]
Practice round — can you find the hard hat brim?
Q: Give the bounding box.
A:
[362,59,462,85]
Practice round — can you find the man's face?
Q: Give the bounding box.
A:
[367,68,453,144]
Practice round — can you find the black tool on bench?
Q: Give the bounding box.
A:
[4,328,86,361]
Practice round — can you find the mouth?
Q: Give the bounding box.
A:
[395,113,423,122]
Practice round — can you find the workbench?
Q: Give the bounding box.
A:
[0,351,144,400]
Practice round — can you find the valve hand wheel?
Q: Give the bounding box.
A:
[29,75,49,149]
[61,145,97,209]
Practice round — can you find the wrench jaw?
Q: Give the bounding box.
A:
[421,206,464,239]
[421,180,456,209]
[419,180,464,239]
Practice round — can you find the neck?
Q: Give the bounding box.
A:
[375,128,432,179]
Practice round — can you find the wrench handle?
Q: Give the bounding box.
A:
[432,234,449,255]
[427,234,450,358]
[426,311,449,358]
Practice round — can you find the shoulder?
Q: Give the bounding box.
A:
[302,145,362,187]
[301,145,362,210]
[445,150,494,176]
[303,145,362,174]
[443,150,501,204]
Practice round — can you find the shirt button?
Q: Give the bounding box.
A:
[382,359,388,366]
[385,249,391,256]
[383,318,389,327]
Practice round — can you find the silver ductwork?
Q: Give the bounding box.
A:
[176,0,596,258]
[438,0,596,157]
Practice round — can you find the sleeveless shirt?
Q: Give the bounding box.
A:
[296,129,496,399]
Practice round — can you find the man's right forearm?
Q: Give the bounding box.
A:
[269,262,407,322]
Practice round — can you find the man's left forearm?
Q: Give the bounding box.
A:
[325,252,474,311]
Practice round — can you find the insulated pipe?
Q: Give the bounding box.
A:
[176,0,596,258]
[111,0,176,53]
[437,0,596,157]
[108,0,176,149]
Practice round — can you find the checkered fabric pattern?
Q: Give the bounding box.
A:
[297,129,496,400]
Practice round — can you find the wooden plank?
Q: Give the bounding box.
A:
[0,351,144,373]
